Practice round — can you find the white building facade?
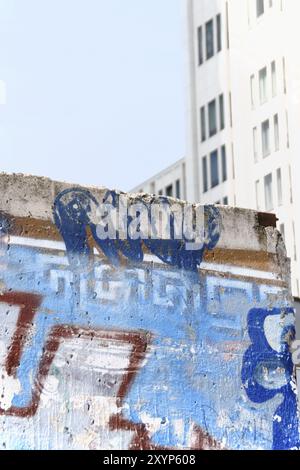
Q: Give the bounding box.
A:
[131,158,187,200]
[186,0,300,297]
[131,0,300,298]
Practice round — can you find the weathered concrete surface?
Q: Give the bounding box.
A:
[0,172,298,450]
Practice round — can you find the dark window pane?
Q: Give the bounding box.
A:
[158,190,163,196]
[166,185,173,197]
[200,106,206,141]
[197,26,203,65]
[206,19,214,60]
[208,100,217,137]
[221,145,227,182]
[202,156,208,192]
[280,223,285,242]
[219,94,225,130]
[223,196,228,205]
[261,119,270,157]
[257,0,264,17]
[264,173,273,211]
[217,14,222,52]
[210,150,219,188]
[226,2,230,48]
[175,179,180,199]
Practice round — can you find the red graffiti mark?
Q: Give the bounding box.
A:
[0,292,42,377]
[191,424,223,450]
[0,322,150,419]
[0,292,221,449]
[109,412,223,450]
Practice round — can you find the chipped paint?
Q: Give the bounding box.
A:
[0,173,297,449]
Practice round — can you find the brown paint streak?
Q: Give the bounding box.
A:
[9,217,61,241]
[257,212,277,228]
[192,424,223,450]
[0,292,42,377]
[204,248,278,273]
[109,415,223,450]
[7,216,280,275]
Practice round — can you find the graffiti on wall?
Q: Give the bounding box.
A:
[0,187,298,450]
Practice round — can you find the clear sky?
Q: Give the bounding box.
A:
[0,0,186,192]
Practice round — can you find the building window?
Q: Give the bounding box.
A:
[259,67,268,104]
[197,26,203,66]
[182,162,186,199]
[210,150,219,188]
[216,14,222,52]
[253,127,258,162]
[205,19,214,60]
[226,2,230,48]
[166,185,173,197]
[247,0,251,26]
[293,221,297,261]
[264,173,273,211]
[219,94,225,130]
[280,223,285,242]
[271,60,277,97]
[221,145,227,182]
[208,99,217,137]
[223,196,228,205]
[255,180,260,210]
[250,74,255,109]
[257,0,265,17]
[261,119,270,157]
[277,168,282,206]
[286,110,290,148]
[175,179,180,199]
[289,164,293,203]
[274,114,279,151]
[200,106,206,142]
[202,156,208,193]
[150,182,155,194]
[158,190,163,196]
[231,142,235,179]
[229,92,233,127]
[283,57,287,94]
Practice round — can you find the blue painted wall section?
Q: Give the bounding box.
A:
[0,186,298,450]
[242,308,299,450]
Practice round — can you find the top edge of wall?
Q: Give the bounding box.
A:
[0,172,282,256]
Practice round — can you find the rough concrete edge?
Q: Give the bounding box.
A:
[0,172,292,290]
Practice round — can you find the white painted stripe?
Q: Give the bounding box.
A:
[10,236,66,251]
[9,236,279,281]
[201,262,279,281]
[144,253,163,264]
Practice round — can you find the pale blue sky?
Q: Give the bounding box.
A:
[0,0,186,192]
